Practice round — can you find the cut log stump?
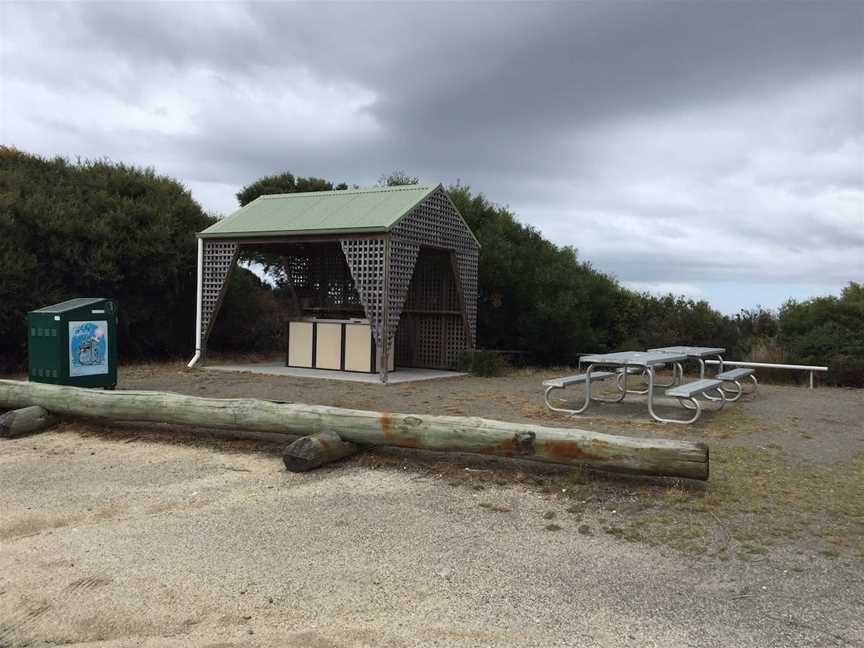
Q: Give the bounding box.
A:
[0,406,56,439]
[283,432,359,472]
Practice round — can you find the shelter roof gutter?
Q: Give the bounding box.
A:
[198,226,391,239]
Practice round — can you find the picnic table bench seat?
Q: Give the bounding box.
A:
[715,367,758,401]
[665,378,723,399]
[542,371,624,416]
[659,378,727,424]
[542,372,615,389]
[716,368,754,381]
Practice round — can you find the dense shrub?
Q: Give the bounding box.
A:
[3,152,859,387]
[457,350,509,377]
[612,291,740,353]
[0,149,284,371]
[776,283,864,386]
[449,186,622,363]
[235,172,346,208]
[208,267,293,354]
[828,355,864,388]
[0,148,213,370]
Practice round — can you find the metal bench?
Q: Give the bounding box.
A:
[650,379,726,424]
[543,372,616,415]
[716,367,757,402]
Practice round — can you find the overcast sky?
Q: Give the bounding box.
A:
[2,1,862,313]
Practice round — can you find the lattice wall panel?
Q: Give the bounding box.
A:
[340,238,386,347]
[403,250,460,312]
[415,315,444,369]
[385,238,420,351]
[444,315,467,367]
[391,188,479,347]
[201,240,238,339]
[393,247,473,369]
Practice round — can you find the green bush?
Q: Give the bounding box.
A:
[448,186,622,363]
[0,148,278,370]
[4,151,858,389]
[729,284,864,386]
[0,148,214,370]
[458,350,509,377]
[208,268,293,354]
[776,283,864,386]
[738,336,795,384]
[612,291,740,354]
[235,171,346,208]
[828,355,864,388]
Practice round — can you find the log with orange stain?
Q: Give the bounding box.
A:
[0,380,709,480]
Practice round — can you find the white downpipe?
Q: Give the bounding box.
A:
[187,237,204,368]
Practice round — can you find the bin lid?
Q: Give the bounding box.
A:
[30,298,111,314]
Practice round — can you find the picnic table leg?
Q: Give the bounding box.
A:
[594,364,627,403]
[543,364,597,415]
[646,366,706,425]
[720,374,758,401]
[703,355,725,401]
[616,365,628,402]
[651,362,681,388]
[617,367,649,395]
[646,367,662,422]
[720,379,744,402]
[583,365,594,410]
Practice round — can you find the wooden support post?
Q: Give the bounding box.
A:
[0,380,709,480]
[283,431,359,472]
[381,236,391,384]
[0,406,56,439]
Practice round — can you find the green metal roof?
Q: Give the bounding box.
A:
[31,298,109,313]
[199,184,440,238]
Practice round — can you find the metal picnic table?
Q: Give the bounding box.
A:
[648,346,725,380]
[582,350,689,423]
[649,346,764,402]
[543,350,727,424]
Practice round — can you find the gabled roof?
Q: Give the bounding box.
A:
[199,184,440,238]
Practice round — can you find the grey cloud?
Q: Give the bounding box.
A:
[1,1,862,310]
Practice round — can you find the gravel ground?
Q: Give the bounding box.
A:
[1,363,862,647]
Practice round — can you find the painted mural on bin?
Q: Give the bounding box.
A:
[68,320,108,376]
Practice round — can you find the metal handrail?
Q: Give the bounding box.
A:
[704,359,828,389]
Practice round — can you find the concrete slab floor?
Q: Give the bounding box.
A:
[202,362,466,384]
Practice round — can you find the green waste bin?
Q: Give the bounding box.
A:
[27,298,118,389]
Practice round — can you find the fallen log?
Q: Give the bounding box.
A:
[0,405,56,439]
[0,380,708,480]
[283,432,359,472]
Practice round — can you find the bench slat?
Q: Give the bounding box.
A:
[665,379,722,398]
[717,368,754,381]
[543,372,614,388]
